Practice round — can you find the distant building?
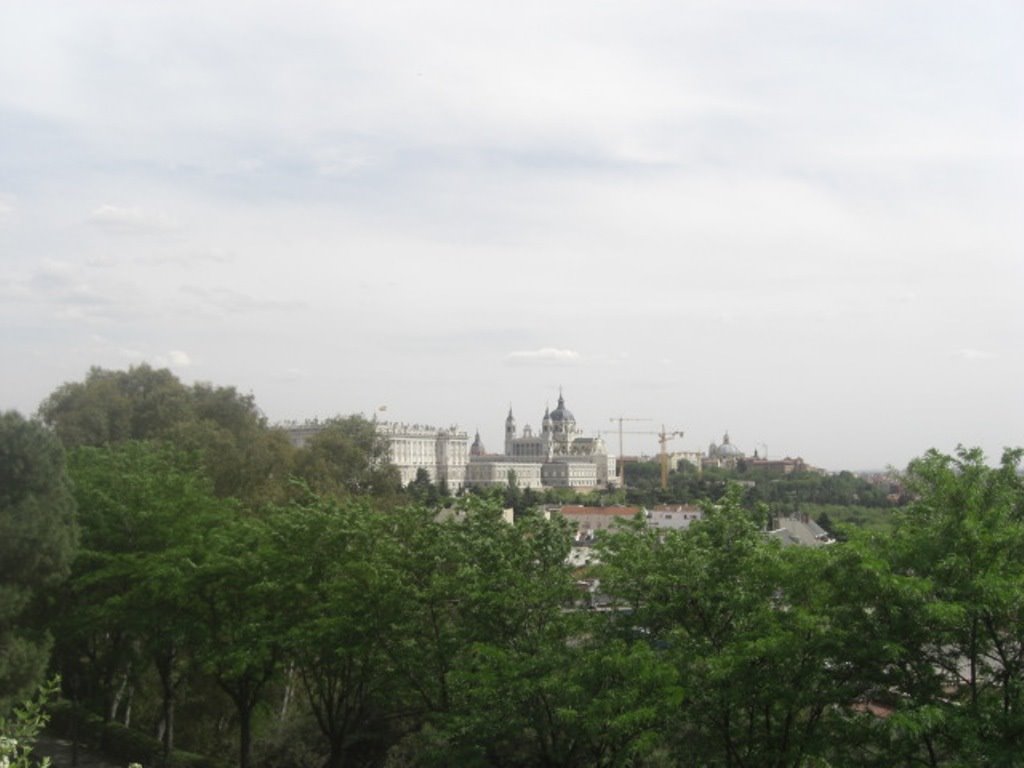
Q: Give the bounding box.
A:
[703,431,745,470]
[551,505,643,541]
[466,392,617,490]
[647,504,703,530]
[745,456,820,475]
[767,514,834,547]
[668,451,705,473]
[284,419,469,490]
[377,421,469,489]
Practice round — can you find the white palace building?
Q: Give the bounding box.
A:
[284,419,469,490]
[377,421,468,489]
[283,391,614,492]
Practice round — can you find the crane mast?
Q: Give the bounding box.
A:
[608,416,651,487]
[612,421,684,490]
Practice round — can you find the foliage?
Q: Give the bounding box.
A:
[0,677,59,768]
[187,515,284,768]
[622,458,894,512]
[0,412,77,714]
[292,415,400,502]
[267,497,405,768]
[34,369,1024,768]
[810,504,897,538]
[856,447,1024,766]
[57,440,229,753]
[38,365,296,505]
[38,364,191,447]
[597,490,885,767]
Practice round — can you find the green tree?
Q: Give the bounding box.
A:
[188,515,284,768]
[382,503,681,767]
[597,490,876,767]
[39,365,295,506]
[408,467,440,506]
[61,441,231,754]
[860,447,1024,766]
[38,364,191,447]
[293,416,399,502]
[0,412,77,715]
[270,498,405,768]
[0,676,60,768]
[441,614,678,767]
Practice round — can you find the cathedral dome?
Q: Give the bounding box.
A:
[549,393,574,424]
[716,432,743,457]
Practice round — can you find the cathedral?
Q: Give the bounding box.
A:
[465,392,617,490]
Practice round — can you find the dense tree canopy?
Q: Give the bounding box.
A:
[292,416,401,502]
[0,412,76,715]
[20,367,1024,768]
[39,364,295,505]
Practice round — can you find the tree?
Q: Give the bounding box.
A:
[170,381,295,505]
[188,515,284,768]
[38,364,190,447]
[858,447,1024,766]
[0,412,76,714]
[293,416,399,502]
[596,489,878,767]
[408,467,440,506]
[59,441,229,754]
[270,498,405,768]
[0,677,61,768]
[440,614,678,767]
[39,365,296,506]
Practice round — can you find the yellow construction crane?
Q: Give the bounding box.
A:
[615,424,684,490]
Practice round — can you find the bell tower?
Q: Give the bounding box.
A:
[504,406,517,455]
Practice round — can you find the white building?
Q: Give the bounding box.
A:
[377,421,468,489]
[466,392,616,490]
[284,419,469,490]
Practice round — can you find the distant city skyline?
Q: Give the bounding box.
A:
[2,1,1021,472]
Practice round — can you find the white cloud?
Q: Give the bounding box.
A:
[167,350,192,367]
[954,348,997,361]
[87,204,178,233]
[0,1,1021,471]
[276,367,310,381]
[141,247,233,266]
[505,347,582,366]
[178,286,305,314]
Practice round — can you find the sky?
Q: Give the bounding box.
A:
[1,1,1021,471]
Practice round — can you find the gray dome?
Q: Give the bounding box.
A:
[549,393,574,423]
[717,432,742,457]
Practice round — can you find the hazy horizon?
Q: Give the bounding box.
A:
[2,1,1021,472]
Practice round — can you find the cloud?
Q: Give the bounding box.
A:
[87,204,178,233]
[167,349,192,367]
[505,347,582,366]
[275,367,310,381]
[141,247,234,266]
[312,146,379,177]
[0,199,13,220]
[26,262,121,317]
[954,348,996,361]
[179,285,305,313]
